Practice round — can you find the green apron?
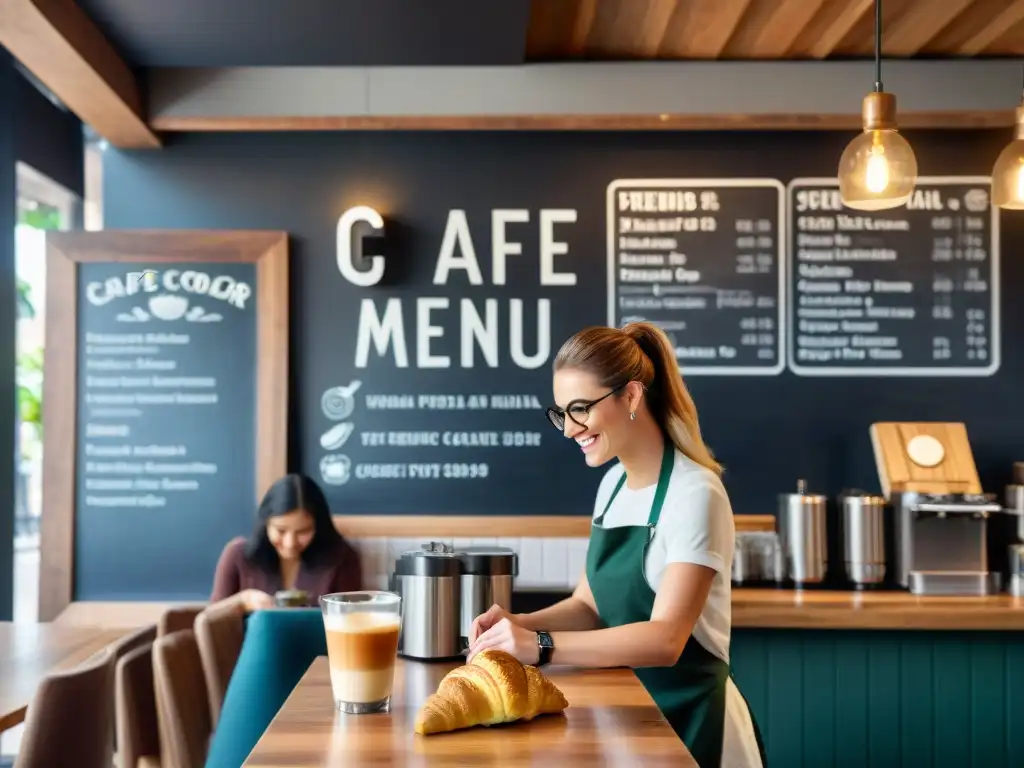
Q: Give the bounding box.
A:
[585,443,768,768]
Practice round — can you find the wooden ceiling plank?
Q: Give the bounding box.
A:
[724,0,829,59]
[659,0,753,58]
[959,0,1024,55]
[0,0,159,148]
[634,0,679,58]
[883,0,977,56]
[568,0,598,54]
[794,0,874,59]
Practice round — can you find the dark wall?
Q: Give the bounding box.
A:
[14,70,84,198]
[0,52,16,620]
[101,130,1023,526]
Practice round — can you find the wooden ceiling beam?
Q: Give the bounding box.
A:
[0,0,160,149]
[883,0,976,56]
[958,0,1024,55]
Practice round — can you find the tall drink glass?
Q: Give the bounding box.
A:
[320,591,402,713]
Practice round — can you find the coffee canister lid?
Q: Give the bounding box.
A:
[394,542,461,577]
[459,546,518,576]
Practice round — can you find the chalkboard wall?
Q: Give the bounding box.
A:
[102,130,1024,525]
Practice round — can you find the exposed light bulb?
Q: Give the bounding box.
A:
[865,146,890,194]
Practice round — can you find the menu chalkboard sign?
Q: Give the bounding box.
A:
[787,177,1000,376]
[606,179,785,375]
[74,261,257,597]
[40,231,288,617]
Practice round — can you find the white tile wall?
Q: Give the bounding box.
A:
[352,537,589,591]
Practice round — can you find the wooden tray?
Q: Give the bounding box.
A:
[869,422,982,498]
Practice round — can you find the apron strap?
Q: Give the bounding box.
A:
[594,442,674,527]
[648,441,674,527]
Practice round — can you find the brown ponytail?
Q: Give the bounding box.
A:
[553,322,722,476]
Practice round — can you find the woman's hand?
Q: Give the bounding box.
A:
[467,614,540,665]
[468,603,518,645]
[240,588,275,612]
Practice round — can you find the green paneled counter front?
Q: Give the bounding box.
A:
[731,590,1024,768]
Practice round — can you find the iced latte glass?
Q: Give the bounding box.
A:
[320,591,402,714]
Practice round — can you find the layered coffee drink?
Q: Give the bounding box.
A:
[321,591,402,713]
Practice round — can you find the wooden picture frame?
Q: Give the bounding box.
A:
[39,231,288,620]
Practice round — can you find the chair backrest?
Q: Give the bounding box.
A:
[109,625,158,761]
[115,642,161,768]
[203,609,325,768]
[152,629,212,768]
[194,599,245,728]
[158,607,203,637]
[14,647,116,768]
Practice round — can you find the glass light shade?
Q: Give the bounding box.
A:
[992,138,1024,210]
[838,128,918,211]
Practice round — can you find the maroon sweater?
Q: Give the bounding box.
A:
[210,536,363,604]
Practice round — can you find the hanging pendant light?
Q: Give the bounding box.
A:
[838,0,918,211]
[991,65,1024,209]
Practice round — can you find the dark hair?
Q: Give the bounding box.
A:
[243,473,352,572]
[553,321,722,476]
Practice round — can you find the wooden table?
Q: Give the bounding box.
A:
[244,657,696,766]
[0,622,128,732]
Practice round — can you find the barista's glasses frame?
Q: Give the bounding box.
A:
[546,383,628,431]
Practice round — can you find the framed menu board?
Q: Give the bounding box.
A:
[787,177,1000,376]
[39,231,288,619]
[606,178,785,375]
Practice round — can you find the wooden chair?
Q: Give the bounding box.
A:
[115,642,162,768]
[157,607,203,638]
[152,629,211,768]
[194,598,246,728]
[12,648,116,768]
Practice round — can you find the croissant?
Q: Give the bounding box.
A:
[414,649,568,735]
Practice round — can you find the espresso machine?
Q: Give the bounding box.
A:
[871,422,1003,596]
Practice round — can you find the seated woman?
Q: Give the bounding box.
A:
[211,473,362,609]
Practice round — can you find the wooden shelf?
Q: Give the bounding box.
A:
[733,589,1024,631]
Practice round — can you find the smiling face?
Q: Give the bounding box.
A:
[266,508,316,562]
[552,367,635,468]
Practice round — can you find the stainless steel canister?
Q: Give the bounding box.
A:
[458,546,518,650]
[839,491,886,585]
[777,479,828,584]
[1009,544,1024,597]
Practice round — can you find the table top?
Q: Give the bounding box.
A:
[244,656,696,767]
[0,622,128,732]
[733,588,1024,630]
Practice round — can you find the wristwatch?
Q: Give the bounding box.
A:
[536,631,554,667]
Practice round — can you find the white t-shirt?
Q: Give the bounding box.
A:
[592,449,763,768]
[592,449,734,662]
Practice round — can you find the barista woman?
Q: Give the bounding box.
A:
[211,473,362,609]
[468,322,766,767]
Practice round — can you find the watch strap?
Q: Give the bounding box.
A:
[536,630,554,666]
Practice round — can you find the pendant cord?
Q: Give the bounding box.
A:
[873,0,883,92]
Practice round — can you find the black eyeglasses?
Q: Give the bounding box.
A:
[546,383,627,431]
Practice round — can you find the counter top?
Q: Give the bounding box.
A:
[243,656,695,767]
[732,588,1024,630]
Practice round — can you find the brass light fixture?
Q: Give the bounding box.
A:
[838,0,918,211]
[991,66,1024,209]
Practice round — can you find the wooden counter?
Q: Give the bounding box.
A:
[733,588,1024,630]
[243,656,695,767]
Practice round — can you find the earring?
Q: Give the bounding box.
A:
[630,412,636,421]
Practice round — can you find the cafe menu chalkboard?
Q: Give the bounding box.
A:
[787,177,1000,376]
[606,179,785,375]
[73,261,258,597]
[40,231,288,615]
